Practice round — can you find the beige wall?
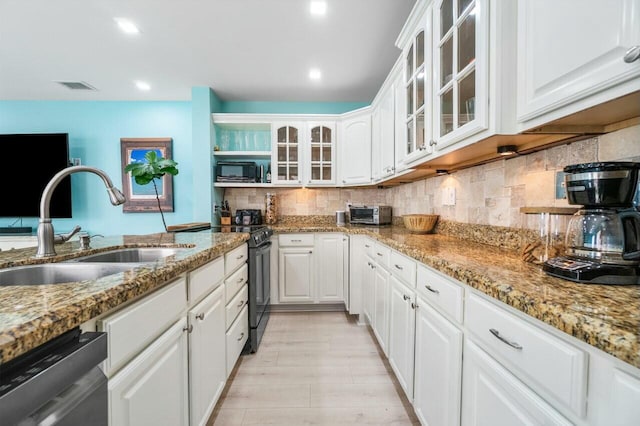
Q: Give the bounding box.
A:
[222,124,640,230]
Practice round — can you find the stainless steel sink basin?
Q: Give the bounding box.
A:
[72,247,187,263]
[0,262,141,286]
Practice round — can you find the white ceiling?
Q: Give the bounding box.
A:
[0,0,417,103]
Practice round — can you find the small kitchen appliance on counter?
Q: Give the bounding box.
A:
[235,209,263,226]
[543,162,640,285]
[349,205,392,225]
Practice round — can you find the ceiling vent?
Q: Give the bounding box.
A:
[55,81,97,91]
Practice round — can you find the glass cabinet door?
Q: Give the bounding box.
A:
[308,124,334,184]
[436,0,479,140]
[273,124,301,184]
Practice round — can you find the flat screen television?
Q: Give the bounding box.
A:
[0,133,72,218]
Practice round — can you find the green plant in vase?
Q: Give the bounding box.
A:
[124,151,179,232]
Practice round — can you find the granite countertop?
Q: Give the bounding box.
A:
[1,224,638,370]
[0,231,248,364]
[271,222,640,369]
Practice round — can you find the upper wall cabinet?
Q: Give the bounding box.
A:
[339,108,372,186]
[272,122,304,185]
[306,122,337,186]
[372,59,400,182]
[516,0,640,130]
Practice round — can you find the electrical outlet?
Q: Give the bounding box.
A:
[442,187,456,206]
[71,158,81,166]
[555,171,567,199]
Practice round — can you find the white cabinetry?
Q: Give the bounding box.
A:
[339,108,372,185]
[372,61,400,182]
[278,234,315,303]
[223,245,249,377]
[388,275,416,400]
[306,122,337,186]
[462,339,572,426]
[372,261,391,356]
[272,122,304,185]
[414,298,462,426]
[516,0,640,129]
[315,233,345,302]
[188,284,226,426]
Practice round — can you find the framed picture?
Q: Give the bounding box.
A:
[120,138,174,213]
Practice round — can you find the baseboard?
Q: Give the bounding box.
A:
[269,303,346,312]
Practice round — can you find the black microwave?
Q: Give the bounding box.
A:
[216,161,258,183]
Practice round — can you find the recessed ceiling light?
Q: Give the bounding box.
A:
[135,81,151,91]
[115,18,140,34]
[310,1,327,16]
[309,69,322,80]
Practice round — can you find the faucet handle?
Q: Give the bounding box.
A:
[54,225,82,244]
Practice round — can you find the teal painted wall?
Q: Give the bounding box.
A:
[221,101,368,114]
[0,101,193,236]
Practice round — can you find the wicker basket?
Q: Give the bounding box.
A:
[402,214,439,234]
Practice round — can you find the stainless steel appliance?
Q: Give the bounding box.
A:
[349,205,392,225]
[543,162,640,284]
[215,161,258,183]
[211,224,273,352]
[0,328,107,425]
[234,209,263,226]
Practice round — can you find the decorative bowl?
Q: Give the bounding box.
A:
[402,214,439,234]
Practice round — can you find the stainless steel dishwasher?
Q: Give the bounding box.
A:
[0,327,107,426]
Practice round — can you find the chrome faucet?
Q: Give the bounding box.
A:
[35,165,126,258]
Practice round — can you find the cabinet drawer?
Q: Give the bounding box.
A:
[390,250,416,287]
[278,233,314,247]
[226,284,248,330]
[225,263,248,303]
[416,264,464,324]
[226,305,249,376]
[465,292,587,417]
[99,277,187,377]
[225,244,247,276]
[188,256,224,304]
[372,242,390,269]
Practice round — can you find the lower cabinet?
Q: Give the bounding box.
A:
[413,298,462,426]
[461,339,571,426]
[372,261,390,356]
[278,247,314,302]
[109,317,190,426]
[226,305,249,376]
[188,285,226,426]
[315,233,345,302]
[362,255,376,325]
[388,275,417,400]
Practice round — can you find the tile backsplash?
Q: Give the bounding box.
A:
[221,124,640,231]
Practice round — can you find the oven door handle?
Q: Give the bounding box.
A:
[254,241,272,253]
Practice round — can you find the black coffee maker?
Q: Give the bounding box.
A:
[543,162,640,285]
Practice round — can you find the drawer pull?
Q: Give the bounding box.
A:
[424,284,440,294]
[490,328,523,350]
[624,45,640,63]
[403,294,410,301]
[236,254,244,260]
[237,277,244,283]
[195,313,205,320]
[411,302,418,309]
[183,324,193,333]
[394,264,403,270]
[237,300,245,308]
[237,332,245,341]
[376,252,383,257]
[365,244,371,248]
[291,239,302,242]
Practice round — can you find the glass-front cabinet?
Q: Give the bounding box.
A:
[306,122,336,185]
[433,0,488,150]
[272,123,303,185]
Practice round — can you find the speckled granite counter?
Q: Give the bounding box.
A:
[0,231,248,364]
[271,222,640,369]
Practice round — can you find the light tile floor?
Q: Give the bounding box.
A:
[207,312,420,425]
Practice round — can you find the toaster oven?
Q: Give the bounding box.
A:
[349,206,392,225]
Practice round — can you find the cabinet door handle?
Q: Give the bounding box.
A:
[236,254,244,260]
[237,332,245,341]
[195,313,205,320]
[429,139,437,147]
[411,302,418,309]
[376,252,383,257]
[624,45,640,63]
[237,277,244,283]
[403,294,410,301]
[394,264,403,270]
[291,239,302,242]
[489,328,523,350]
[183,324,193,333]
[365,244,371,248]
[308,250,313,254]
[424,284,440,294]
[238,300,245,307]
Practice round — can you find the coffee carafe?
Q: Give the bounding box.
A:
[543,162,640,285]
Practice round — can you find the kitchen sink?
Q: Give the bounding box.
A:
[72,247,187,263]
[0,262,141,286]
